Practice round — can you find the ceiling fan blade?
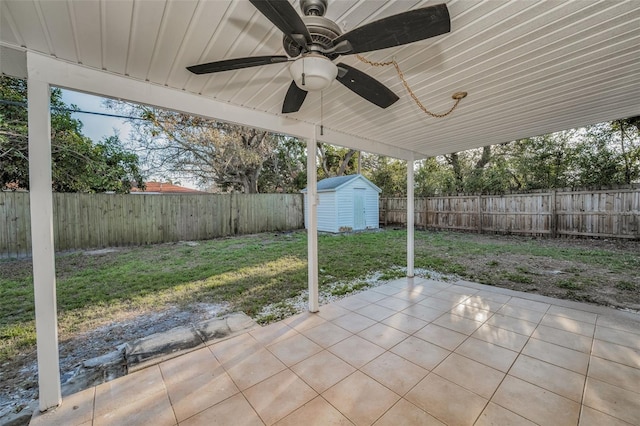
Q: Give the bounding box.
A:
[250,0,312,48]
[282,81,308,113]
[333,4,450,55]
[336,63,398,109]
[187,55,289,74]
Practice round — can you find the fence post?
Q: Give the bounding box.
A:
[550,190,557,238]
[477,195,483,234]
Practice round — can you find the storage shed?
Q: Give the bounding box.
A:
[302,174,381,233]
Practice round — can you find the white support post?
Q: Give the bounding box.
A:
[306,135,319,312]
[28,78,62,411]
[407,156,415,278]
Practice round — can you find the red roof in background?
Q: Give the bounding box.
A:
[134,182,206,194]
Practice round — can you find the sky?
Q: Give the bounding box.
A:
[58,89,198,189]
[60,89,132,143]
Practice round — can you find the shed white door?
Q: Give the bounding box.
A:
[353,189,366,230]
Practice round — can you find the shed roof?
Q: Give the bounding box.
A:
[302,174,381,193]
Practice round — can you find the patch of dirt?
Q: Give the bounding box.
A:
[0,303,229,423]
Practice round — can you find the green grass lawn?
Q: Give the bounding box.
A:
[1,229,638,363]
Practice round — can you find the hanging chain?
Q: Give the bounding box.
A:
[356,54,466,118]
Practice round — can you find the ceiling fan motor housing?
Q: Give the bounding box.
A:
[282,15,342,59]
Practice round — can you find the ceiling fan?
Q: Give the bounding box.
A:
[187,0,450,114]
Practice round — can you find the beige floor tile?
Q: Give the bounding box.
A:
[331,312,378,334]
[166,370,238,422]
[433,353,505,399]
[328,335,385,368]
[588,356,640,394]
[401,304,444,322]
[357,323,409,349]
[471,323,529,352]
[370,284,404,296]
[579,406,633,426]
[432,290,471,304]
[547,305,598,324]
[373,399,445,426]
[509,355,586,402]
[405,373,487,426]
[356,303,397,321]
[446,284,479,295]
[417,296,461,311]
[390,336,450,370]
[473,290,512,304]
[532,324,593,353]
[335,296,371,311]
[433,313,484,335]
[361,351,428,395]
[449,304,493,322]
[301,321,353,348]
[323,371,400,425]
[222,347,286,390]
[454,337,518,372]
[250,321,299,346]
[596,315,640,335]
[475,402,536,426]
[522,338,590,374]
[492,376,580,426]
[594,325,640,350]
[290,350,356,393]
[180,393,263,426]
[30,386,95,426]
[209,333,262,365]
[486,313,538,336]
[391,289,428,303]
[540,313,596,336]
[353,289,388,303]
[461,295,506,312]
[421,279,452,291]
[93,388,176,426]
[282,311,327,332]
[583,377,640,425]
[374,295,415,311]
[414,323,468,351]
[94,365,166,417]
[275,396,352,425]
[381,312,428,334]
[497,304,546,323]
[267,333,323,366]
[591,339,640,368]
[160,347,219,383]
[316,303,351,321]
[161,352,239,422]
[243,369,317,425]
[504,297,550,313]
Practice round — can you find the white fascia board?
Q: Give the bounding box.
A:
[317,125,418,161]
[26,52,315,140]
[26,52,416,160]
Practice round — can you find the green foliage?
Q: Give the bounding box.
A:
[0,76,144,192]
[363,156,407,196]
[258,136,307,193]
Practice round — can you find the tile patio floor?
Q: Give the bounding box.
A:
[31,277,640,425]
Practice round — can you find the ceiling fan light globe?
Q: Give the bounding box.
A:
[289,55,338,91]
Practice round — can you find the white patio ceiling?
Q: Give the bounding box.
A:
[1,0,640,160]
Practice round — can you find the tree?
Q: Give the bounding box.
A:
[316,144,358,178]
[113,103,279,193]
[0,76,144,192]
[362,155,407,195]
[258,135,307,193]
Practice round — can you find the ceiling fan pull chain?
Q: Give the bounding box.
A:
[356,54,466,118]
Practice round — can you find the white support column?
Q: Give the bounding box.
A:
[407,156,415,278]
[28,78,61,411]
[306,135,319,312]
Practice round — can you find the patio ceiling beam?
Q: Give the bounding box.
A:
[25,52,417,161]
[27,74,61,412]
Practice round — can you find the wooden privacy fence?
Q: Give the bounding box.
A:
[380,187,640,239]
[0,192,304,257]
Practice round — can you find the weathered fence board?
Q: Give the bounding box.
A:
[0,192,304,257]
[380,187,640,239]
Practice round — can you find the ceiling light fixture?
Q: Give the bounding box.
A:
[289,54,338,91]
